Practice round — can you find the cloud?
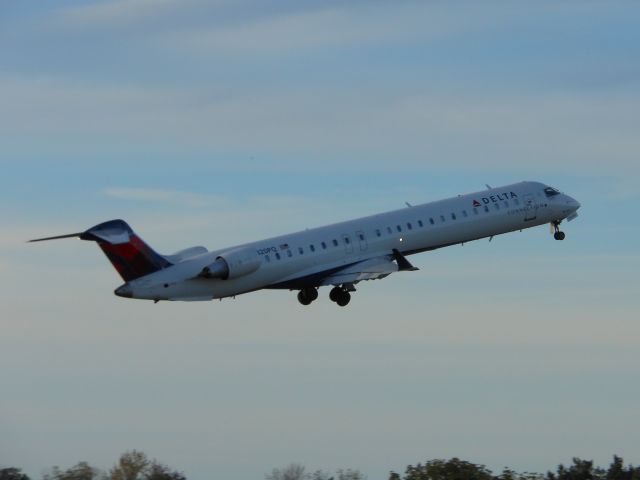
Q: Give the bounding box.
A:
[103,187,228,208]
[49,0,500,46]
[165,4,479,57]
[54,0,190,29]
[2,74,638,175]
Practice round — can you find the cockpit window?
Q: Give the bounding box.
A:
[544,187,560,197]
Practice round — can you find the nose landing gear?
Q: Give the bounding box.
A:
[552,221,566,241]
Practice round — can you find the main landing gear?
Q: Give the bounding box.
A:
[329,286,351,307]
[297,287,319,305]
[552,221,566,241]
[297,285,353,306]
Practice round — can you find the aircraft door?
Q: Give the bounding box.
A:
[356,230,368,252]
[523,193,537,222]
[341,234,354,254]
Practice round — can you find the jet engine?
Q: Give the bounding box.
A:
[199,248,260,280]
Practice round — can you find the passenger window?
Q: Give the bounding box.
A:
[396,225,402,232]
[462,210,468,217]
[375,229,381,237]
[359,233,365,240]
[503,201,509,208]
[264,255,270,262]
[484,206,490,213]
[494,203,500,210]
[514,198,520,206]
[440,215,445,222]
[387,227,392,234]
[287,250,293,257]
[298,247,304,255]
[451,213,456,220]
[418,220,423,227]
[310,244,315,252]
[429,218,435,225]
[473,208,479,215]
[344,237,350,244]
[407,222,412,230]
[275,252,281,260]
[321,241,327,249]
[333,239,338,247]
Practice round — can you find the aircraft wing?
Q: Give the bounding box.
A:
[319,256,398,286]
[319,249,419,287]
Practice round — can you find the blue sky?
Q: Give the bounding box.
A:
[1,1,639,479]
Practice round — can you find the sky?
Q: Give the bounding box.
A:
[1,1,639,479]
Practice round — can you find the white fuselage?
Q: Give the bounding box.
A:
[125,181,580,301]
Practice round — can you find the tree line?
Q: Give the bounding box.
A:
[2,453,639,480]
[0,451,184,480]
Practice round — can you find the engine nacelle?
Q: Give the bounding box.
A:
[199,248,260,280]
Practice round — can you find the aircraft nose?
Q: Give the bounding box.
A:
[115,283,133,298]
[568,196,581,211]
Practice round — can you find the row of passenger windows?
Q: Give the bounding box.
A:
[263,198,522,263]
[373,198,522,237]
[264,237,342,262]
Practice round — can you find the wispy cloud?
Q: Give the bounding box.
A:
[54,0,188,30]
[103,187,228,208]
[2,75,638,174]
[50,0,500,45]
[165,4,490,57]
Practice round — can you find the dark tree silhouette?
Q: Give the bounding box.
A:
[266,463,307,480]
[390,457,494,480]
[0,468,30,480]
[389,456,639,480]
[603,456,640,480]
[144,463,186,480]
[43,461,105,480]
[110,451,149,480]
[547,458,604,480]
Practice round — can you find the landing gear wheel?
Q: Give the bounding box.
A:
[297,290,312,305]
[552,221,566,241]
[297,287,318,305]
[329,286,353,306]
[336,291,351,307]
[329,287,342,302]
[306,287,318,302]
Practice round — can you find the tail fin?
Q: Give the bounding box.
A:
[80,220,171,281]
[30,219,171,281]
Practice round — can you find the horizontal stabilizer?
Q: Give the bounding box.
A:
[30,219,171,281]
[28,232,83,242]
[164,246,208,263]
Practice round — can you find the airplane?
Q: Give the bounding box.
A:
[29,181,580,307]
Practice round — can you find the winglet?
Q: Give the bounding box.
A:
[392,249,419,271]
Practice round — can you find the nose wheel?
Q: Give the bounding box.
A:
[552,221,566,241]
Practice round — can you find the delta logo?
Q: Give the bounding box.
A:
[472,192,518,207]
